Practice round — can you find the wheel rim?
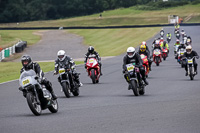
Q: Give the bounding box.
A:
[51,100,58,110]
[31,96,41,113]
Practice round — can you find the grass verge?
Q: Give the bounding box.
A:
[0,61,83,83]
[0,30,41,48]
[68,27,160,56]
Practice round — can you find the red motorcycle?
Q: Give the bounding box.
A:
[153,49,162,66]
[140,54,149,77]
[162,47,168,60]
[86,58,100,84]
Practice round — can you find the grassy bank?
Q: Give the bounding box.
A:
[0,4,199,28]
[0,30,41,48]
[68,27,160,56]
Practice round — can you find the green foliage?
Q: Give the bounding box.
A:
[0,0,151,23]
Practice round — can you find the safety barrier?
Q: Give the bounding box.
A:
[0,41,27,62]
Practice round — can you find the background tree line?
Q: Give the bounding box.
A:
[0,0,199,23]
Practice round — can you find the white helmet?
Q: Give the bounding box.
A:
[127,47,135,58]
[186,45,192,54]
[57,50,66,61]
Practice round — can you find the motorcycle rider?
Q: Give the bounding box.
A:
[183,45,199,76]
[54,50,83,87]
[174,39,180,46]
[141,41,150,53]
[138,44,152,71]
[84,46,102,75]
[177,41,186,62]
[186,36,192,46]
[160,28,164,37]
[123,47,149,89]
[19,55,57,100]
[166,33,171,42]
[181,29,185,37]
[160,41,169,54]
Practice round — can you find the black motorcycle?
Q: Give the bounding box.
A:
[124,63,145,96]
[56,67,80,98]
[19,70,58,116]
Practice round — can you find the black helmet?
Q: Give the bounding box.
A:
[88,46,94,53]
[21,55,32,68]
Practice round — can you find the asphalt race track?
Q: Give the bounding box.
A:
[0,26,200,133]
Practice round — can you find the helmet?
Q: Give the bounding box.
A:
[127,47,135,58]
[57,50,66,61]
[176,39,180,43]
[142,41,146,46]
[155,40,160,45]
[140,44,146,52]
[186,45,192,54]
[21,55,32,68]
[88,46,94,53]
[181,29,184,32]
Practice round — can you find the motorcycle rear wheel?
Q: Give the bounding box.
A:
[130,80,139,96]
[26,93,42,116]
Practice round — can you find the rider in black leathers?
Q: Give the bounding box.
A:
[183,45,199,76]
[84,46,102,75]
[123,47,149,88]
[54,50,82,87]
[20,55,57,100]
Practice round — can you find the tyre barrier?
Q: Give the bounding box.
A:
[0,41,27,61]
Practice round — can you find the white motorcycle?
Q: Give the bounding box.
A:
[19,70,58,116]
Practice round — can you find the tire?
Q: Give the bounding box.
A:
[72,87,79,96]
[139,87,145,95]
[130,80,139,96]
[96,79,99,83]
[61,82,70,98]
[48,100,58,113]
[189,67,194,80]
[91,69,96,84]
[163,57,166,60]
[26,93,41,116]
[156,57,159,66]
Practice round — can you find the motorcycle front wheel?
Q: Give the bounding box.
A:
[189,67,194,80]
[48,100,58,113]
[91,69,96,84]
[61,82,70,98]
[26,93,42,116]
[130,80,139,96]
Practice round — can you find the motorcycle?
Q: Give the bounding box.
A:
[176,33,180,39]
[125,63,145,96]
[167,36,171,43]
[174,45,179,57]
[19,70,58,116]
[177,48,186,67]
[160,31,164,37]
[57,67,80,98]
[162,47,168,60]
[183,56,197,80]
[86,57,100,84]
[153,49,162,66]
[140,54,149,77]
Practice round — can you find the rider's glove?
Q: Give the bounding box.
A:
[196,56,199,59]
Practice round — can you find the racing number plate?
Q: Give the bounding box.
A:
[59,68,65,74]
[89,59,95,63]
[188,59,193,64]
[22,79,30,85]
[126,64,135,72]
